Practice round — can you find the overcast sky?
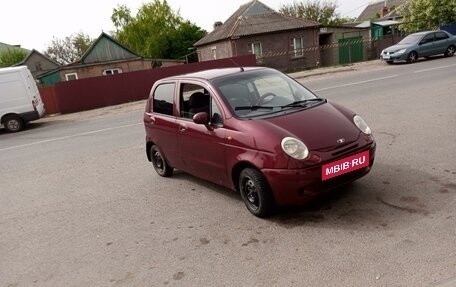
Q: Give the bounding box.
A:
[1,0,371,52]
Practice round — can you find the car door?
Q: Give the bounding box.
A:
[176,82,230,187]
[418,33,435,57]
[144,82,182,169]
[434,31,450,54]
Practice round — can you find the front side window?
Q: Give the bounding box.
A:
[153,83,175,116]
[421,33,434,44]
[179,83,222,125]
[293,37,303,57]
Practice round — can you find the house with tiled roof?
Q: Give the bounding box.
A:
[194,0,320,71]
[1,43,58,80]
[357,0,405,21]
[38,32,184,86]
[355,0,406,39]
[14,49,60,80]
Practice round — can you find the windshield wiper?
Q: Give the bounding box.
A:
[281,98,326,108]
[235,105,274,111]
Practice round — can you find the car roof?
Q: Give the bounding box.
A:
[410,30,449,36]
[161,66,269,81]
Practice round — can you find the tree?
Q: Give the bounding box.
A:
[0,49,28,67]
[279,0,352,26]
[111,0,206,61]
[44,32,94,64]
[398,0,456,31]
[168,20,206,62]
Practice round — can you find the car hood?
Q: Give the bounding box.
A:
[263,102,361,151]
[383,43,412,52]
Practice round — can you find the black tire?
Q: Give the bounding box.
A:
[4,115,24,132]
[150,145,173,177]
[444,45,455,57]
[407,51,418,63]
[239,168,275,217]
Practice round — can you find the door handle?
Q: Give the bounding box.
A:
[179,123,187,132]
[144,113,155,124]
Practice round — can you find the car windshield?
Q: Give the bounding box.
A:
[398,34,422,44]
[211,69,320,118]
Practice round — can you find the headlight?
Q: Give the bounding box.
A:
[396,49,406,54]
[353,115,372,135]
[281,137,309,160]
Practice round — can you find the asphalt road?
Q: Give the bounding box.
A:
[1,56,455,287]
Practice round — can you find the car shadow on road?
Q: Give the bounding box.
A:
[163,163,456,231]
[169,170,241,202]
[271,162,456,230]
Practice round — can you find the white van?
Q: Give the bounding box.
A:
[0,66,45,132]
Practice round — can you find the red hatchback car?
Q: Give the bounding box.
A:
[144,67,375,217]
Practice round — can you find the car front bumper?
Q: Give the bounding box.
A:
[262,143,376,206]
[380,52,407,61]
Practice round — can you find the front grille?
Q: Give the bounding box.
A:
[331,143,359,157]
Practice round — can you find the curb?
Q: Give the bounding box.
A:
[289,59,383,79]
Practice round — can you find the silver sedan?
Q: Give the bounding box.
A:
[380,30,456,64]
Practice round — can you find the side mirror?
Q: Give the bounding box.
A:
[193,112,213,131]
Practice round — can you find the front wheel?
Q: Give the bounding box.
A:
[239,168,275,217]
[407,51,418,63]
[444,45,455,57]
[150,145,173,177]
[4,115,24,132]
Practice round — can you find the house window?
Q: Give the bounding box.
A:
[35,63,42,72]
[103,68,122,76]
[211,47,217,60]
[251,42,262,56]
[65,73,78,81]
[251,42,263,63]
[293,37,303,57]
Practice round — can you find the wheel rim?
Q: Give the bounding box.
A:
[7,120,20,131]
[152,150,164,173]
[409,52,417,62]
[448,47,455,56]
[242,177,259,210]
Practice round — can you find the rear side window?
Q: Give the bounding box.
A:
[153,83,175,116]
[435,32,449,41]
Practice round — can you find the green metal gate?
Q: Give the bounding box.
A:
[339,36,364,64]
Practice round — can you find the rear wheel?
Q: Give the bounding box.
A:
[444,45,455,57]
[4,115,24,132]
[407,51,418,63]
[150,145,173,177]
[239,168,275,217]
